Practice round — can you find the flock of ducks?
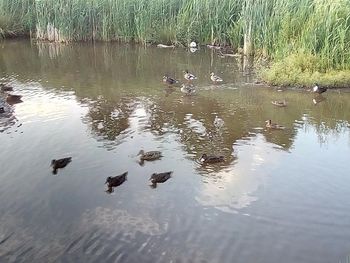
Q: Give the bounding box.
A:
[163,70,328,130]
[268,83,327,129]
[51,150,225,193]
[0,83,23,107]
[163,70,223,95]
[1,79,226,193]
[1,77,329,193]
[49,79,328,190]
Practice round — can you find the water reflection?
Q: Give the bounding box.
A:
[0,94,19,133]
[312,94,326,105]
[82,97,134,147]
[0,40,350,263]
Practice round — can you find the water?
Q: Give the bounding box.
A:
[1,40,350,263]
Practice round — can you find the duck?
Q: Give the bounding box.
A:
[6,94,22,104]
[163,75,179,85]
[51,157,72,174]
[149,171,172,187]
[183,70,197,81]
[0,84,13,92]
[313,83,327,94]
[210,72,223,83]
[200,154,224,164]
[105,172,128,192]
[189,41,197,48]
[214,116,224,129]
[138,150,162,161]
[271,100,287,107]
[265,120,285,130]
[180,84,196,95]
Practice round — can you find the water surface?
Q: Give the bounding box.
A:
[1,40,350,263]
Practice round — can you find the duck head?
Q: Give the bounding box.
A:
[183,70,189,74]
[138,150,145,156]
[265,120,272,125]
[105,176,112,184]
[200,154,208,162]
[0,107,4,114]
[51,159,56,166]
[210,72,214,76]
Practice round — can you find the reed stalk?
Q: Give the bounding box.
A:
[0,0,349,71]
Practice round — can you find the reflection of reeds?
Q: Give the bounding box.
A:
[37,42,68,59]
[2,41,350,149]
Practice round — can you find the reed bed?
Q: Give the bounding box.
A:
[1,0,349,72]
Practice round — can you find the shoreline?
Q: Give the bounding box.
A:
[1,37,349,90]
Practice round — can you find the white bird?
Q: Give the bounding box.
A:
[313,83,327,94]
[183,70,197,81]
[189,41,197,48]
[210,72,223,83]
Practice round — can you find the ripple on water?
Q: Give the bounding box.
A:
[1,43,350,263]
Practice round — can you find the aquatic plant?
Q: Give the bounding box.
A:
[260,53,350,88]
[0,0,34,38]
[0,0,349,75]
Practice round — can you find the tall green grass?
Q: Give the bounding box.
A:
[0,0,34,38]
[1,0,349,71]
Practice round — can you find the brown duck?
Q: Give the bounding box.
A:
[265,120,285,130]
[0,84,14,92]
[138,150,162,165]
[163,75,179,85]
[200,154,224,164]
[6,94,22,105]
[149,171,172,188]
[51,157,72,174]
[105,172,128,193]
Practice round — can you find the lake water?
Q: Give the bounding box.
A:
[1,40,350,263]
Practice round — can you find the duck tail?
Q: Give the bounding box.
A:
[123,171,128,179]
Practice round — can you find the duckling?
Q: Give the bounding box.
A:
[183,70,197,81]
[313,83,327,94]
[265,120,285,130]
[6,94,22,104]
[149,171,172,188]
[51,157,72,174]
[200,154,224,164]
[0,84,13,92]
[271,100,287,107]
[163,75,179,85]
[210,72,223,83]
[180,84,196,95]
[105,172,128,192]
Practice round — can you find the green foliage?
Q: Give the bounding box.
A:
[0,0,349,73]
[0,0,34,37]
[261,52,350,88]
